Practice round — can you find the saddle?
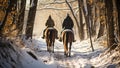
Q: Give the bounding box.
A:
[63,29,73,33]
[45,27,58,39]
[59,29,75,42]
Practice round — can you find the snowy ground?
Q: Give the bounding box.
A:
[18,36,110,68]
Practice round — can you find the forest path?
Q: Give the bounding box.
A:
[32,38,105,68]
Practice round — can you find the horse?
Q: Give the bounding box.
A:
[45,27,58,53]
[62,29,74,57]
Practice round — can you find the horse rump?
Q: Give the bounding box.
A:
[62,30,74,57]
[45,28,57,53]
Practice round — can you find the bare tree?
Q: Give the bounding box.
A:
[97,0,106,38]
[105,0,117,49]
[17,0,26,36]
[116,0,120,42]
[78,0,84,40]
[25,0,38,39]
[86,0,94,51]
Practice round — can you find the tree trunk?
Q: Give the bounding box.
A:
[97,0,106,38]
[0,0,18,37]
[97,22,105,38]
[86,0,94,51]
[78,0,84,40]
[105,0,116,49]
[91,0,97,36]
[88,0,96,37]
[116,0,120,41]
[82,0,89,38]
[17,0,26,36]
[25,0,38,39]
[0,0,9,35]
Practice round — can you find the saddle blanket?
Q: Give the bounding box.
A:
[63,29,73,33]
[47,27,55,29]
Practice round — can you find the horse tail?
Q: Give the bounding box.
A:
[49,30,52,45]
[63,32,68,51]
[63,31,70,43]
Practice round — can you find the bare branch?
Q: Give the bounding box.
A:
[65,0,79,23]
[38,6,78,10]
[65,0,81,40]
[39,0,77,5]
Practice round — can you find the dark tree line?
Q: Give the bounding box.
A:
[0,0,38,39]
[75,0,120,50]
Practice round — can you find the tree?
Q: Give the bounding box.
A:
[17,0,26,36]
[116,0,120,41]
[86,0,94,51]
[0,0,18,37]
[105,0,116,49]
[97,0,106,38]
[25,0,38,39]
[78,0,84,40]
[0,0,8,33]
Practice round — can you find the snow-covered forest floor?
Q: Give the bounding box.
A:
[20,36,108,68]
[1,35,120,68]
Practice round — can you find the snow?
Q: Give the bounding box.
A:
[15,36,109,68]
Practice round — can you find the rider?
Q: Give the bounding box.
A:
[59,14,75,42]
[42,15,58,39]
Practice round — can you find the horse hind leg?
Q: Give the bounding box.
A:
[47,42,51,52]
[64,43,68,57]
[47,45,50,52]
[47,42,49,52]
[64,44,67,56]
[68,42,72,57]
[49,40,54,53]
[49,42,54,53]
[49,43,52,53]
[51,42,54,53]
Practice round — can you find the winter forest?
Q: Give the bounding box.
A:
[0,0,120,68]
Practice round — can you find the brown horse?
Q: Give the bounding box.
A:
[45,27,58,53]
[62,29,74,57]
